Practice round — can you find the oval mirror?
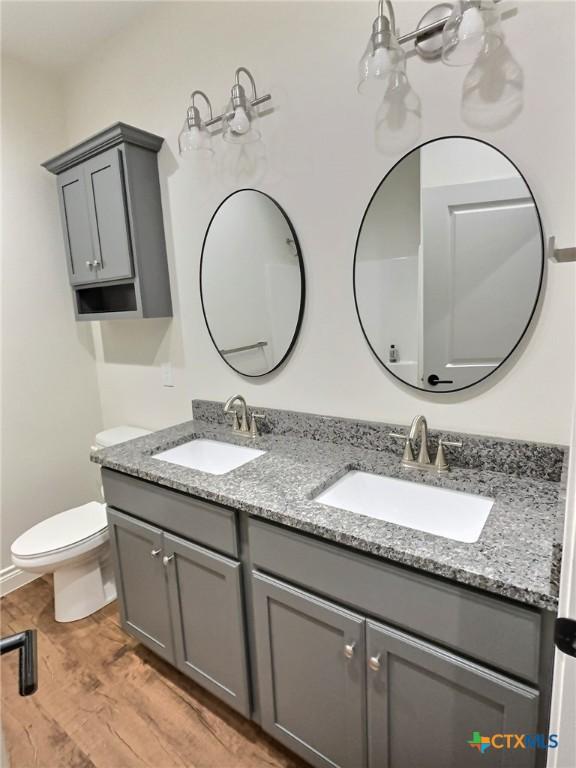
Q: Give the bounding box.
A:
[354,137,544,392]
[201,189,305,376]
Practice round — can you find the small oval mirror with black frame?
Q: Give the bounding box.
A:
[200,189,305,377]
[353,136,544,393]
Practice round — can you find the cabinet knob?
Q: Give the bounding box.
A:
[92,260,101,270]
[344,642,356,660]
[86,261,94,270]
[162,554,174,567]
[368,654,382,672]
[150,548,161,558]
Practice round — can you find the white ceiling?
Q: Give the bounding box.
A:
[1,1,153,73]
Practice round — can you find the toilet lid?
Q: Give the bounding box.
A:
[11,502,108,558]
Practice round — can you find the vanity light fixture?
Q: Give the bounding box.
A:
[222,67,271,144]
[358,0,406,93]
[178,68,272,155]
[359,0,503,77]
[178,90,220,156]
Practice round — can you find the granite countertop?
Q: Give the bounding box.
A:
[92,418,567,612]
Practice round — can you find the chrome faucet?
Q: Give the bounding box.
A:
[223,395,265,438]
[390,415,462,473]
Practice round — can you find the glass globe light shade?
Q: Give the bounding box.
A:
[178,119,213,156]
[442,0,503,67]
[358,33,405,94]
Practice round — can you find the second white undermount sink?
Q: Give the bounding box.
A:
[314,471,494,543]
[153,439,265,475]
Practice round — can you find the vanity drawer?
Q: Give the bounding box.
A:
[102,469,238,557]
[249,518,541,684]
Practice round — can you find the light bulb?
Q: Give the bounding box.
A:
[459,6,484,40]
[442,0,503,67]
[358,33,405,94]
[229,106,251,136]
[223,100,261,144]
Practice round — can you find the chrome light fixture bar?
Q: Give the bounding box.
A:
[359,0,503,78]
[179,68,271,155]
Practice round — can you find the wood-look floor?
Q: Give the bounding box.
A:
[1,577,308,768]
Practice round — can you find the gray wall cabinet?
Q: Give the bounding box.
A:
[44,123,172,320]
[102,470,553,768]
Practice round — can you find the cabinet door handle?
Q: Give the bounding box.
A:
[344,642,356,660]
[368,654,382,672]
[162,554,174,567]
[86,261,94,271]
[150,548,161,558]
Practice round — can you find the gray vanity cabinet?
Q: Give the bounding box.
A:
[252,573,367,768]
[107,509,174,663]
[366,621,539,768]
[252,569,541,768]
[164,533,250,716]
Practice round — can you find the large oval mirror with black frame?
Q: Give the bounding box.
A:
[201,189,305,377]
[354,137,544,393]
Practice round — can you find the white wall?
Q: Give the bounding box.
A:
[0,57,103,575]
[59,0,575,443]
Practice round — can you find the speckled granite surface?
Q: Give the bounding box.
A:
[193,400,566,482]
[92,414,567,611]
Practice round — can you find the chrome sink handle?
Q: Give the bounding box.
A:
[434,438,463,472]
[389,432,414,463]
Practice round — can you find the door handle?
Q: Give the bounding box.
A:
[0,630,38,696]
[162,554,174,567]
[427,374,454,386]
[555,618,576,658]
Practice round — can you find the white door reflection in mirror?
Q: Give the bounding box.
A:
[354,137,543,392]
[200,190,304,377]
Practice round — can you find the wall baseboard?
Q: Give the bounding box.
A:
[0,566,41,597]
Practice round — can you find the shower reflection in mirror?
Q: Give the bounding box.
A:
[200,190,304,377]
[354,136,543,393]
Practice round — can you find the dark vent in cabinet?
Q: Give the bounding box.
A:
[76,283,137,315]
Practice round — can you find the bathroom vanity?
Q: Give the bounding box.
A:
[94,402,566,768]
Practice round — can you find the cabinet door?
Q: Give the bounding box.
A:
[367,620,539,768]
[84,148,134,282]
[164,533,250,716]
[57,166,95,285]
[252,573,366,768]
[107,508,174,662]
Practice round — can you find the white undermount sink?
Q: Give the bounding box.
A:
[153,439,265,475]
[314,471,494,543]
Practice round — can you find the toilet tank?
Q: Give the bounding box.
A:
[93,426,151,450]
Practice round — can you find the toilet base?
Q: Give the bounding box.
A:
[53,550,116,622]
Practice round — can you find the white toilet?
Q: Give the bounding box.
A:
[11,426,150,623]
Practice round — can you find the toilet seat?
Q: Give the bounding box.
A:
[11,502,108,560]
